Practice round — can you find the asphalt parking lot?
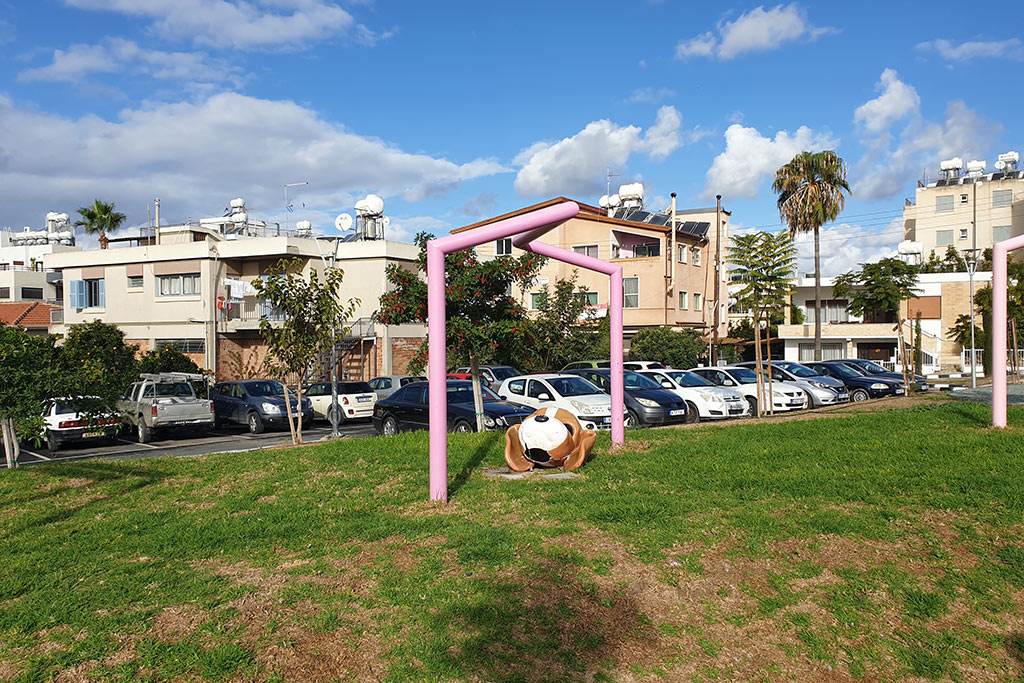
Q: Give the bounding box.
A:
[3,420,378,469]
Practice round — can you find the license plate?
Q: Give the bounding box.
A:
[669,409,686,416]
[729,407,743,413]
[82,431,104,438]
[789,400,803,406]
[602,417,611,423]
[895,388,905,394]
[357,395,373,403]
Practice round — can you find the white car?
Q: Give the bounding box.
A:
[689,366,808,415]
[42,397,123,453]
[306,381,377,423]
[496,373,612,430]
[637,369,748,422]
[623,360,667,371]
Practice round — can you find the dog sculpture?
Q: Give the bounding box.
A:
[504,407,596,472]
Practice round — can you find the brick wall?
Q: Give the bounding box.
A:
[390,336,425,375]
[939,281,975,370]
[125,338,151,357]
[216,335,270,381]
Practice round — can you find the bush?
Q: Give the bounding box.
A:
[628,327,704,369]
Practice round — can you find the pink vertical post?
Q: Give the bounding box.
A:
[992,234,1024,428]
[426,242,448,498]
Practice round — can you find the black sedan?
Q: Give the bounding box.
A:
[564,368,690,427]
[372,380,535,435]
[804,361,905,402]
[834,358,928,391]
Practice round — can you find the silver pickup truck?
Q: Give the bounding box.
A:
[119,373,215,443]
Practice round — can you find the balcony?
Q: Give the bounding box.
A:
[222,298,286,331]
[777,321,899,340]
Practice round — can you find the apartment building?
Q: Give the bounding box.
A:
[1,212,79,305]
[902,151,1023,262]
[45,199,424,381]
[776,272,991,373]
[454,193,730,347]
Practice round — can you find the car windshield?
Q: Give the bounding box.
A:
[447,384,501,403]
[853,360,889,374]
[490,367,519,381]
[665,371,713,387]
[244,380,284,397]
[548,377,601,397]
[829,363,866,379]
[154,383,194,397]
[339,382,373,393]
[624,371,661,389]
[777,362,819,378]
[727,368,758,384]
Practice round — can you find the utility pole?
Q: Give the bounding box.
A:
[712,194,722,365]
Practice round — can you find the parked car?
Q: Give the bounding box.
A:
[734,361,848,408]
[367,375,427,400]
[564,368,689,427]
[211,379,312,434]
[372,380,534,435]
[453,365,522,389]
[689,366,808,415]
[560,360,610,371]
[41,397,123,453]
[623,360,666,371]
[496,373,612,430]
[119,373,215,444]
[636,369,748,422]
[305,381,376,423]
[803,362,905,401]
[834,358,928,391]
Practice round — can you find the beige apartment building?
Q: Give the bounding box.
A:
[902,152,1023,262]
[454,196,730,349]
[45,207,425,381]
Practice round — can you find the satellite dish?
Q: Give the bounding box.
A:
[995,160,1007,171]
[334,213,353,232]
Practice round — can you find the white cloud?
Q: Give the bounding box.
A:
[0,92,507,230]
[702,123,838,199]
[625,87,675,104]
[675,4,835,61]
[461,192,500,218]
[18,38,242,86]
[514,106,691,198]
[793,222,900,278]
[385,215,447,244]
[917,38,1024,62]
[62,0,383,51]
[853,68,920,134]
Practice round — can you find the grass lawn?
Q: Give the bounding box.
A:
[1,397,1023,681]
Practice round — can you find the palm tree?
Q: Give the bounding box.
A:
[75,199,126,250]
[772,151,850,361]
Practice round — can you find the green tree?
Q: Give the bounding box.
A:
[914,313,923,375]
[772,150,850,361]
[0,326,68,467]
[833,258,921,390]
[948,313,984,350]
[251,257,358,445]
[525,274,608,373]
[60,320,140,407]
[138,347,203,376]
[628,327,704,371]
[74,199,126,250]
[376,232,544,431]
[729,230,797,415]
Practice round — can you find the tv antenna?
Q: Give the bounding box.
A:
[605,168,620,197]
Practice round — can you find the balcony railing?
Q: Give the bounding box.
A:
[222,299,286,322]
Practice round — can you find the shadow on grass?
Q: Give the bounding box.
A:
[449,432,500,497]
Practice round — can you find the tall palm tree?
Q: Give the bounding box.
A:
[772,151,850,361]
[75,199,126,250]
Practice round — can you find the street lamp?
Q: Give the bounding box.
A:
[314,235,342,438]
[965,249,979,388]
[284,181,309,232]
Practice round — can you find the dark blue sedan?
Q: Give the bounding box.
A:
[564,368,690,426]
[804,362,905,402]
[372,380,535,435]
[835,358,928,392]
[211,380,313,433]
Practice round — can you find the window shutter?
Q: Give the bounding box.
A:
[70,280,84,309]
[98,279,106,308]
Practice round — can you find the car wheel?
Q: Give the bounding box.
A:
[746,397,758,417]
[137,419,150,444]
[851,388,869,402]
[803,390,817,409]
[381,416,398,436]
[247,411,264,434]
[453,420,473,433]
[685,401,699,424]
[45,431,60,454]
[624,410,639,428]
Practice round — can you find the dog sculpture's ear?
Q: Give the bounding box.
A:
[504,424,533,472]
[562,430,596,471]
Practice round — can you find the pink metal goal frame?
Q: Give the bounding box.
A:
[992,233,1024,428]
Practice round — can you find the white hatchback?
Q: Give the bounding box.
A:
[689,366,808,415]
[496,373,612,430]
[637,369,748,422]
[305,381,377,423]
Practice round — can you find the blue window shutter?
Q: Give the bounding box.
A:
[98,279,105,308]
[70,280,84,309]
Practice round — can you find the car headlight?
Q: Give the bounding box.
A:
[698,391,723,403]
[569,400,596,415]
[483,415,495,428]
[870,383,888,390]
[810,381,831,389]
[261,402,281,414]
[636,398,659,408]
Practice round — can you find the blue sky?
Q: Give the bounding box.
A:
[1,1,1022,274]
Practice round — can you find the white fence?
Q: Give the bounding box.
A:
[960,348,1024,375]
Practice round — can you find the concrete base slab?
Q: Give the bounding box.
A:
[950,385,1024,405]
[482,467,582,481]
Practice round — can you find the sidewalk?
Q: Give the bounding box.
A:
[950,384,1024,405]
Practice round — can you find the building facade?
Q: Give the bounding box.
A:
[1,212,80,304]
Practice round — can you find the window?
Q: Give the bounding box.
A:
[677,244,688,264]
[678,291,688,309]
[527,380,549,399]
[992,189,1012,209]
[583,291,598,306]
[805,300,849,324]
[530,292,548,310]
[960,194,969,205]
[69,278,104,309]
[155,338,205,353]
[20,287,43,300]
[959,228,968,240]
[936,195,954,212]
[623,277,639,309]
[127,275,144,289]
[798,342,843,361]
[573,244,598,259]
[935,230,954,246]
[692,247,702,266]
[633,243,660,258]
[993,225,1012,242]
[693,292,702,310]
[507,379,525,395]
[158,273,200,297]
[0,287,8,299]
[495,238,512,256]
